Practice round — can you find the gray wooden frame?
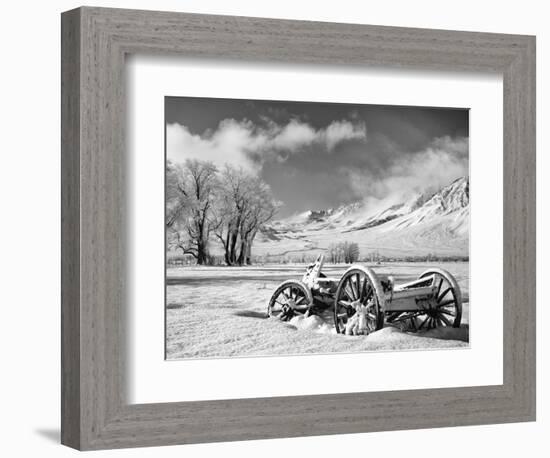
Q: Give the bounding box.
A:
[61,6,536,451]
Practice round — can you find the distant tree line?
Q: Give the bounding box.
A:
[327,241,360,264]
[166,159,278,266]
[166,251,469,267]
[362,252,469,263]
[235,251,468,265]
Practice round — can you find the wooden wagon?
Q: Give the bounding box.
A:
[267,254,462,335]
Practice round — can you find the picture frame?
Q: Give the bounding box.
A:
[61,6,536,450]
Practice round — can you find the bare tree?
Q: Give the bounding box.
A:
[343,241,360,263]
[167,159,218,265]
[237,176,278,265]
[166,160,187,228]
[213,166,278,266]
[211,166,246,265]
[327,242,343,263]
[327,241,360,264]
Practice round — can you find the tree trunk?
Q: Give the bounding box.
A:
[196,240,208,265]
[237,231,256,266]
[196,222,210,265]
[245,231,257,265]
[237,239,246,266]
[224,231,231,265]
[244,243,252,265]
[228,226,239,265]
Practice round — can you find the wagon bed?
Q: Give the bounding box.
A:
[267,255,462,336]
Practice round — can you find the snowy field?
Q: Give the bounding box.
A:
[166,262,469,360]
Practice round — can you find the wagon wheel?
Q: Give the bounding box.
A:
[390,268,462,331]
[333,266,385,335]
[267,280,313,321]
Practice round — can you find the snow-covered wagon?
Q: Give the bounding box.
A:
[267,255,462,335]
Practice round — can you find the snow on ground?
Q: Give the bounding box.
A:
[254,216,469,258]
[166,262,469,360]
[251,177,470,259]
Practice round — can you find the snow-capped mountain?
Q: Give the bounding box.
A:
[256,177,469,258]
[351,176,469,233]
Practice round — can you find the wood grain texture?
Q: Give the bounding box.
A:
[60,7,81,450]
[60,6,536,450]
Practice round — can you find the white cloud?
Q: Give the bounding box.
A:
[166,118,366,171]
[323,120,366,150]
[431,135,469,158]
[166,119,257,171]
[347,136,469,213]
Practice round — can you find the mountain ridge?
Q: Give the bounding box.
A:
[255,176,470,258]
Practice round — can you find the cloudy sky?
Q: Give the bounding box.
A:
[166,97,468,218]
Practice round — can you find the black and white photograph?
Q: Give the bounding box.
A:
[165,96,470,359]
[1,0,541,454]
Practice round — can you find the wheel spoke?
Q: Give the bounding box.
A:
[438,298,455,307]
[418,315,430,330]
[294,304,309,311]
[436,278,443,297]
[439,304,456,314]
[270,301,284,315]
[355,274,362,299]
[365,283,373,301]
[270,283,314,318]
[360,277,368,301]
[440,308,456,317]
[335,271,384,334]
[438,314,452,326]
[438,287,452,302]
[345,280,356,301]
[349,276,359,301]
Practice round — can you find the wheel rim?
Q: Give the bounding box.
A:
[385,270,461,330]
[268,282,311,321]
[417,271,461,329]
[334,269,382,334]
